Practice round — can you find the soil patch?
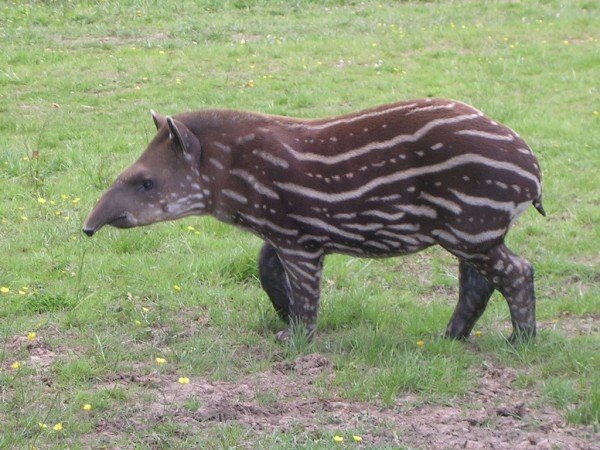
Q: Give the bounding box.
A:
[96,354,598,448]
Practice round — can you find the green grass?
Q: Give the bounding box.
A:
[1,0,599,447]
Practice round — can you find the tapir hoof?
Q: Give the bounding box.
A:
[508,326,536,345]
[275,329,291,342]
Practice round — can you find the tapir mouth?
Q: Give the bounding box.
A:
[108,214,133,228]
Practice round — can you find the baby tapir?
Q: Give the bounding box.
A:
[83,99,545,343]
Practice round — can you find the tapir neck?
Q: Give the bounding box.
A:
[183,111,300,226]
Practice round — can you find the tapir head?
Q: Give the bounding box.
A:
[83,112,208,237]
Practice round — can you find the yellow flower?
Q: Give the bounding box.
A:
[142,307,149,313]
[11,361,20,370]
[416,340,424,348]
[178,376,190,384]
[176,78,182,84]
[21,215,28,221]
[353,435,363,443]
[135,320,142,326]
[155,357,166,365]
[0,287,9,294]
[27,331,36,341]
[83,404,92,411]
[71,197,80,204]
[173,285,181,292]
[38,422,48,429]
[19,289,27,295]
[474,330,483,337]
[333,435,344,443]
[53,422,62,432]
[37,197,46,204]
[61,194,69,200]
[186,225,195,231]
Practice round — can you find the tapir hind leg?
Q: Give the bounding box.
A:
[463,243,537,342]
[258,242,290,322]
[445,260,495,339]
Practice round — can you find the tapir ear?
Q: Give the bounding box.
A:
[150,110,166,130]
[166,116,201,162]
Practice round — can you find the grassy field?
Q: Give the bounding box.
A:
[1,0,599,447]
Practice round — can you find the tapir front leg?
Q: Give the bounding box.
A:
[267,247,325,341]
[258,242,291,322]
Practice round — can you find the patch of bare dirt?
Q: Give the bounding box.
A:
[52,32,169,47]
[539,313,600,336]
[2,334,57,371]
[93,354,598,448]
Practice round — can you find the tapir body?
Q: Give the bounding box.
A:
[84,98,544,342]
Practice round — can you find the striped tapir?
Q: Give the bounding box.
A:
[83,98,545,343]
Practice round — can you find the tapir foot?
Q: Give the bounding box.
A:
[275,321,316,344]
[508,325,536,345]
[275,329,291,342]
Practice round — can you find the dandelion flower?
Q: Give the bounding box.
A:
[178,376,190,384]
[71,197,80,204]
[61,194,69,200]
[474,330,483,337]
[21,215,28,221]
[142,307,149,313]
[173,285,181,292]
[27,332,36,341]
[155,357,166,365]
[83,404,92,411]
[416,340,424,348]
[186,226,195,231]
[353,435,363,443]
[37,197,46,204]
[135,320,142,326]
[0,287,9,294]
[11,361,20,370]
[38,422,48,429]
[53,423,63,432]
[333,435,344,443]
[176,78,182,84]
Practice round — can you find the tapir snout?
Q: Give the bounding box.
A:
[82,186,139,237]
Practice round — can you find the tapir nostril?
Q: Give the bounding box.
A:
[82,227,95,237]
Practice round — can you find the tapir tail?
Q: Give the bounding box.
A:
[533,195,546,217]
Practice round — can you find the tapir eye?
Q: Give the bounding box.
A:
[142,179,154,191]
